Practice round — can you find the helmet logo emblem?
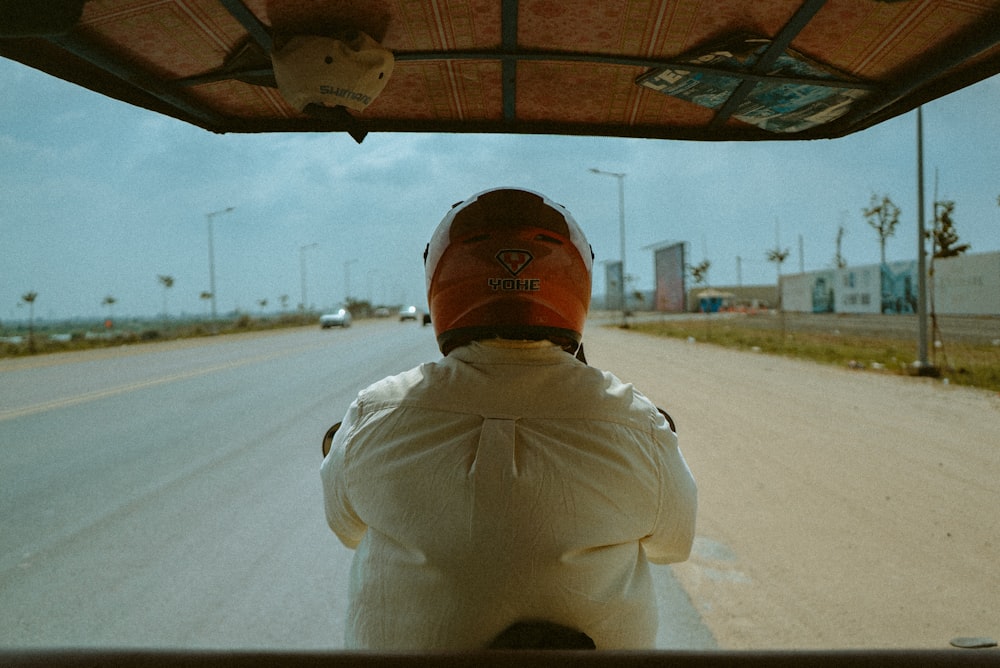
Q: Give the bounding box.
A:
[496,249,533,276]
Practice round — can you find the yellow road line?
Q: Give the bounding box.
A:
[0,343,322,423]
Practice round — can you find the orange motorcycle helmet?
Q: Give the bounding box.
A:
[424,187,593,355]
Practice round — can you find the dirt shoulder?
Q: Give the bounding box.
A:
[585,324,1000,650]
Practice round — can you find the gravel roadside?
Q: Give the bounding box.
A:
[584,323,1000,650]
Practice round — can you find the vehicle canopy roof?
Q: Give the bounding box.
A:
[2,0,999,143]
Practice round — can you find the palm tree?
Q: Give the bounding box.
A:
[689,259,711,311]
[199,291,213,313]
[766,247,790,294]
[766,246,790,341]
[689,259,712,339]
[21,291,38,353]
[690,259,710,288]
[157,275,175,320]
[101,295,117,332]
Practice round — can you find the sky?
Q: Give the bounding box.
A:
[2,57,998,323]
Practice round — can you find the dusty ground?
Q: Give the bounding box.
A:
[584,323,1000,651]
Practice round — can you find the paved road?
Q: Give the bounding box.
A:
[0,321,714,651]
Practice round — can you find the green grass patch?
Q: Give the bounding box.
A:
[628,317,1000,394]
[0,312,321,359]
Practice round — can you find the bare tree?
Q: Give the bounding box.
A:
[832,225,847,269]
[925,200,971,368]
[930,200,970,259]
[862,194,900,265]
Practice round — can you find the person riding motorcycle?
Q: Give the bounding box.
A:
[320,187,697,649]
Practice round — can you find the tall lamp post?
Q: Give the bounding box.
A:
[300,243,318,311]
[206,206,235,325]
[344,259,358,303]
[916,107,931,372]
[588,168,628,325]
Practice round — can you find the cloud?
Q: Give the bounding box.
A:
[2,55,998,320]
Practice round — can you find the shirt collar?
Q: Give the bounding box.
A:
[450,339,572,363]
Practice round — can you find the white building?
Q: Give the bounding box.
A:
[780,251,1000,316]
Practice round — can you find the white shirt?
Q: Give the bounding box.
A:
[320,340,697,649]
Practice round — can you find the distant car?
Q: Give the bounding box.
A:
[374,307,391,318]
[399,305,419,321]
[319,308,352,328]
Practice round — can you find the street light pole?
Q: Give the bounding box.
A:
[589,168,627,325]
[206,206,235,325]
[916,107,931,372]
[300,243,318,311]
[344,259,358,303]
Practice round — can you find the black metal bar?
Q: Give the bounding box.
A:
[0,0,87,37]
[831,5,1000,134]
[177,67,273,87]
[207,114,781,142]
[708,0,829,129]
[33,0,273,132]
[47,32,227,129]
[3,648,1000,668]
[174,46,880,95]
[390,49,876,91]
[501,0,518,122]
[218,0,272,53]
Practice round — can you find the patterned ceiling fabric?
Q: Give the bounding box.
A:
[1,0,998,139]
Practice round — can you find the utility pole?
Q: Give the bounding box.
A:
[916,107,931,371]
[206,206,235,327]
[300,243,318,311]
[589,168,628,326]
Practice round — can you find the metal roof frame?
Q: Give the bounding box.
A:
[2,0,1000,141]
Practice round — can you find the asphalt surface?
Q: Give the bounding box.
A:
[8,314,994,652]
[0,321,715,651]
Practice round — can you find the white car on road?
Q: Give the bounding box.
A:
[320,308,352,328]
